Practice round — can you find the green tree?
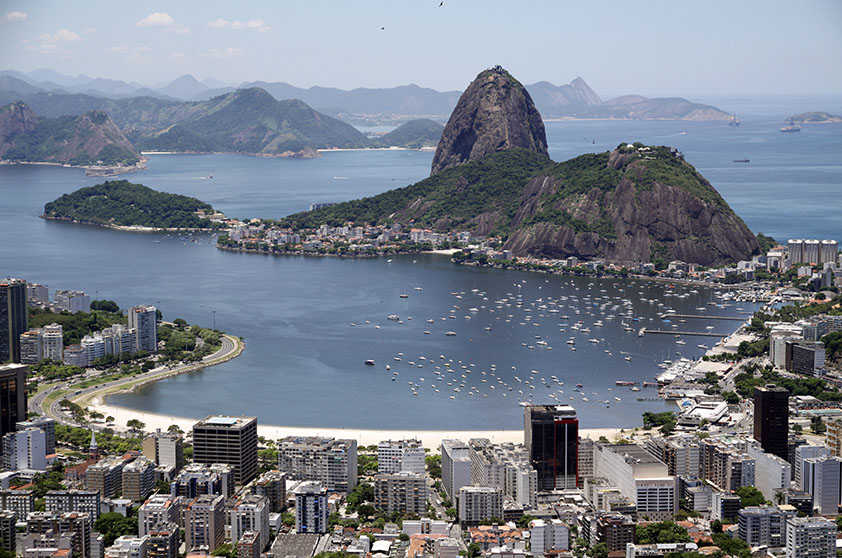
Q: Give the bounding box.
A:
[736,486,765,508]
[126,419,145,433]
[516,514,535,528]
[588,543,608,558]
[426,454,442,479]
[94,512,138,545]
[211,543,238,558]
[346,483,373,511]
[635,521,691,544]
[466,543,481,558]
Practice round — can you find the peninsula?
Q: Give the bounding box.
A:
[42,180,227,231]
[219,67,758,268]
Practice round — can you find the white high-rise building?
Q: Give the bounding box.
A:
[458,486,503,524]
[42,323,63,362]
[746,444,791,501]
[788,240,805,265]
[277,436,357,493]
[441,439,472,502]
[794,445,831,490]
[785,517,835,558]
[2,427,46,471]
[803,240,821,265]
[377,439,426,475]
[819,240,838,264]
[27,284,49,306]
[19,330,43,364]
[138,494,181,537]
[105,535,148,558]
[529,519,570,555]
[229,494,269,551]
[294,482,328,534]
[54,290,90,314]
[128,305,158,353]
[593,443,676,521]
[802,456,842,516]
[81,334,106,363]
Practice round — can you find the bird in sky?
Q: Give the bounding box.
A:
[381,26,385,30]
[439,1,444,6]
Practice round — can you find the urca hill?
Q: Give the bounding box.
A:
[280,66,759,266]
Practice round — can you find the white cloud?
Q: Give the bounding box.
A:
[199,46,243,59]
[137,12,190,36]
[5,11,27,22]
[39,28,81,43]
[111,44,151,63]
[32,28,82,54]
[83,26,96,34]
[207,18,271,32]
[169,51,189,62]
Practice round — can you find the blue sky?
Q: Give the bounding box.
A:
[1,0,841,96]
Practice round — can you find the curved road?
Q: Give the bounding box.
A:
[30,334,242,430]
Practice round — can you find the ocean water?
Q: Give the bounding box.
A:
[1,115,839,430]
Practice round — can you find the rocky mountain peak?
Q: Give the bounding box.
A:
[430,66,548,176]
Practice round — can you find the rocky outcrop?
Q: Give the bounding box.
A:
[430,66,547,175]
[0,101,142,166]
[501,146,758,266]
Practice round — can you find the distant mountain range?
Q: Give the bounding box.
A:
[0,68,730,121]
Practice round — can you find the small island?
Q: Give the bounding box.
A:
[42,180,227,231]
[786,111,842,124]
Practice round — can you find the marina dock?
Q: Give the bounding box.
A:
[642,329,727,337]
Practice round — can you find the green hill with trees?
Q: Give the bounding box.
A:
[0,101,141,166]
[371,119,444,148]
[278,144,759,266]
[43,180,222,229]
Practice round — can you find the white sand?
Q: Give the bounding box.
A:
[87,396,629,449]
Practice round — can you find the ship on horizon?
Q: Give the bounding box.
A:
[729,113,740,127]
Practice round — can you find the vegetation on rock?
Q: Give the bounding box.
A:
[44,180,221,229]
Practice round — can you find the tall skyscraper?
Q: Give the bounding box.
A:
[753,385,789,461]
[193,416,258,485]
[525,404,579,490]
[0,364,27,437]
[294,482,328,534]
[1,279,27,363]
[128,305,158,354]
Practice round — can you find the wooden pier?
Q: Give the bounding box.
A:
[660,314,745,321]
[642,329,726,337]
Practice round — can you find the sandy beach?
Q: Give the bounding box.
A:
[86,396,627,449]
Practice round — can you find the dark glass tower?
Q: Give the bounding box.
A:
[524,404,578,490]
[1,279,28,363]
[754,384,789,460]
[0,364,27,437]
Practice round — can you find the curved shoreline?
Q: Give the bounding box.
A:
[41,215,223,234]
[43,334,245,425]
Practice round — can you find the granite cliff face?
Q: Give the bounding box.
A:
[430,66,547,176]
[502,146,758,265]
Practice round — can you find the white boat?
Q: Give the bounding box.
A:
[445,331,456,336]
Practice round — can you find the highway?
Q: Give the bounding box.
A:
[29,334,242,430]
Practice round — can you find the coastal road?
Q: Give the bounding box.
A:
[29,334,242,430]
